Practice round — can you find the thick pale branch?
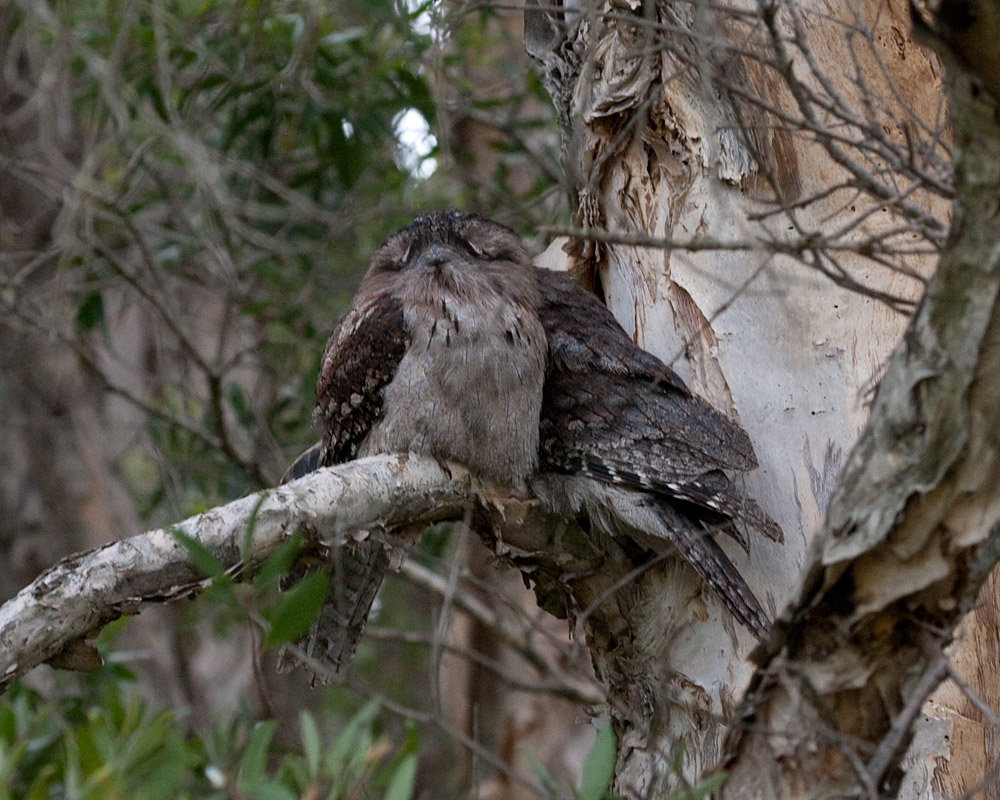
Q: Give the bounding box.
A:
[0,454,472,692]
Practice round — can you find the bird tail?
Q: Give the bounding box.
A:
[655,506,770,637]
[281,441,324,483]
[277,539,389,681]
[533,475,771,637]
[278,441,387,680]
[658,469,783,544]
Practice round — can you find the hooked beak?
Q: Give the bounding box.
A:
[413,243,455,273]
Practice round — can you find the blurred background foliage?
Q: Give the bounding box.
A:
[0,0,591,797]
[0,677,425,800]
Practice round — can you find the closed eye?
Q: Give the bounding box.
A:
[371,240,412,272]
[373,256,405,272]
[464,239,486,259]
[463,239,518,262]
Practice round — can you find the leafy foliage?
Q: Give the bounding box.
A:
[576,723,617,800]
[3,0,453,519]
[0,683,416,800]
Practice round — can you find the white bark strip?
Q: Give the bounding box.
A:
[0,454,471,690]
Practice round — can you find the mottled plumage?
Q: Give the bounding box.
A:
[285,211,780,674]
[286,211,547,673]
[314,293,408,464]
[317,212,547,486]
[533,269,781,634]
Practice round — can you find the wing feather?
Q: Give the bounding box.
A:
[279,291,408,678]
[537,268,781,545]
[315,291,409,465]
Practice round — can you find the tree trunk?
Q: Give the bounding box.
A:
[525,0,999,796]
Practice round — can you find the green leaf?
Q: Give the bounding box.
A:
[0,703,15,744]
[94,617,130,648]
[237,720,277,790]
[264,570,329,648]
[253,534,302,592]
[25,763,58,800]
[170,529,228,582]
[325,699,379,775]
[383,751,417,800]
[225,382,254,428]
[577,723,616,800]
[299,710,321,778]
[75,292,104,332]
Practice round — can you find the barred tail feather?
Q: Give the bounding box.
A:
[576,454,783,544]
[277,540,389,682]
[661,511,770,637]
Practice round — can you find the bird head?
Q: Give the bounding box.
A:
[356,211,539,306]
